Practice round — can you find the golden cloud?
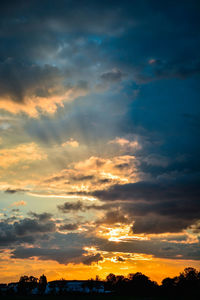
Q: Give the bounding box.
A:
[62,138,79,148]
[40,155,140,193]
[0,143,47,168]
[0,86,88,117]
[11,200,27,207]
[109,137,142,150]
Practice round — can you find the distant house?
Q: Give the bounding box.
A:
[45,280,109,294]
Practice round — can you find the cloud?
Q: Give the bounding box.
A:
[93,179,200,204]
[11,247,86,265]
[0,80,88,117]
[28,212,53,222]
[0,143,47,168]
[72,155,139,184]
[42,155,139,194]
[10,229,200,263]
[0,213,55,246]
[0,61,63,103]
[62,138,79,148]
[57,200,111,213]
[100,68,124,83]
[131,215,192,234]
[146,58,200,81]
[58,201,85,212]
[69,175,95,181]
[59,223,79,231]
[142,154,170,167]
[96,209,130,225]
[0,1,129,117]
[14,218,55,236]
[0,0,200,274]
[1,213,199,265]
[116,256,125,262]
[0,0,199,118]
[83,253,103,265]
[10,233,103,265]
[188,221,200,234]
[11,201,26,207]
[5,188,27,194]
[92,179,200,233]
[98,236,200,261]
[109,137,142,151]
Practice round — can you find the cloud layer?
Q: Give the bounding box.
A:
[0,0,199,282]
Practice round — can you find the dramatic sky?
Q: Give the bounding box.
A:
[0,0,200,283]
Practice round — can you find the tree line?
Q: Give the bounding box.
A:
[105,267,200,296]
[1,267,200,296]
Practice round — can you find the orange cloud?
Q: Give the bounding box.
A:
[40,155,140,193]
[62,138,79,148]
[11,200,27,207]
[0,86,88,117]
[0,143,47,168]
[109,137,142,150]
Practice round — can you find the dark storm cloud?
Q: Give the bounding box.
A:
[58,201,85,212]
[44,175,67,183]
[0,0,199,107]
[100,69,124,83]
[0,214,55,246]
[93,180,200,205]
[131,215,193,234]
[28,212,53,222]
[70,175,95,181]
[117,256,125,262]
[11,247,86,265]
[83,253,103,265]
[14,218,55,235]
[44,174,94,184]
[11,244,103,265]
[98,237,200,261]
[92,179,200,233]
[189,221,200,234]
[59,223,79,231]
[57,201,112,213]
[149,59,200,81]
[135,59,200,84]
[10,229,104,265]
[0,221,35,245]
[11,209,20,213]
[4,188,27,194]
[0,61,63,103]
[10,230,200,263]
[96,209,130,225]
[0,0,132,104]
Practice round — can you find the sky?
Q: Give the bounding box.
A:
[0,0,200,284]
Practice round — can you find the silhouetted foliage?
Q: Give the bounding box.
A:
[0,267,199,297]
[38,274,47,294]
[161,267,200,297]
[18,275,38,295]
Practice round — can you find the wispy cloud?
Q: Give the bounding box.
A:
[11,201,27,207]
[0,143,47,168]
[62,138,79,148]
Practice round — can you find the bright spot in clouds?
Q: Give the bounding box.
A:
[62,138,79,148]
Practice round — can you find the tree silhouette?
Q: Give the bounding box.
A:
[1,267,199,296]
[161,267,200,296]
[18,275,38,295]
[38,274,47,294]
